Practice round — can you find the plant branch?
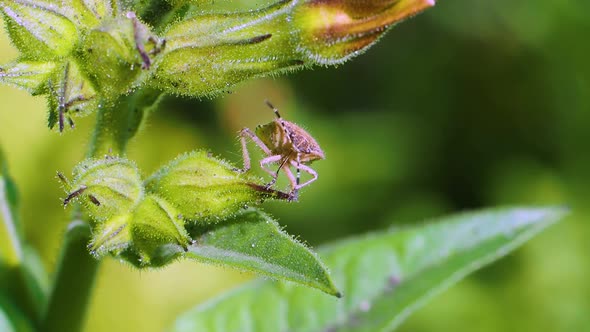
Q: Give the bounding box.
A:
[41,220,98,332]
[42,87,161,330]
[88,88,162,157]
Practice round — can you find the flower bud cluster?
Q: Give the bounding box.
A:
[1,0,434,129]
[1,0,162,131]
[60,151,284,267]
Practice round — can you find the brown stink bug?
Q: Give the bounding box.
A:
[239,100,325,201]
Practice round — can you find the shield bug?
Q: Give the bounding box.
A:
[239,101,325,201]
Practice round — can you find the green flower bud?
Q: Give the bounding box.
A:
[150,0,434,97]
[152,0,304,96]
[0,0,78,59]
[88,213,132,257]
[127,194,190,266]
[0,61,56,94]
[145,151,283,224]
[77,14,164,99]
[88,195,190,266]
[294,0,436,65]
[62,156,144,222]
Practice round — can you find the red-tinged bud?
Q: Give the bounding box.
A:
[295,0,435,64]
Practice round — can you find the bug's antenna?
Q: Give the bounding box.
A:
[265,100,282,119]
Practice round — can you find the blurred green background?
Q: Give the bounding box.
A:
[1,0,589,331]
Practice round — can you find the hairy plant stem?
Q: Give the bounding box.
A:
[89,89,161,157]
[42,88,159,331]
[41,221,97,332]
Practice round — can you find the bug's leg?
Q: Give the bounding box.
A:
[238,127,272,173]
[259,154,282,187]
[296,155,301,188]
[282,166,299,201]
[266,156,292,188]
[239,129,252,172]
[284,155,302,199]
[290,160,318,189]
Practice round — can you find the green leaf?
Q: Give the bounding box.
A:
[171,206,567,332]
[0,61,56,94]
[0,147,47,322]
[184,209,340,297]
[0,147,21,266]
[0,295,35,332]
[21,245,50,303]
[0,0,78,59]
